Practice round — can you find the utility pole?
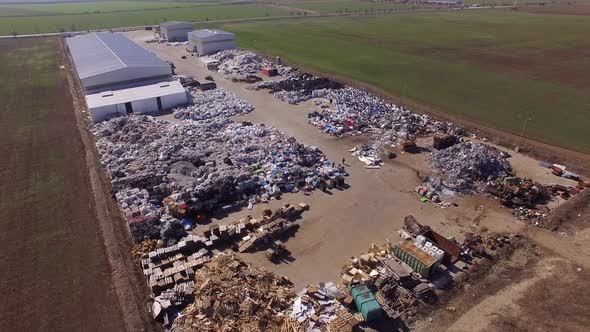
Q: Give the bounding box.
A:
[515,112,533,152]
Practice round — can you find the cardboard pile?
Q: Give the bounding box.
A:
[173,252,294,331]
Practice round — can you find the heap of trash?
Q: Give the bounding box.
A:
[92,113,337,244]
[173,88,253,120]
[172,252,294,331]
[428,142,512,193]
[202,49,290,77]
[258,72,344,104]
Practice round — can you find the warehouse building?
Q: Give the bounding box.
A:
[188,29,236,56]
[161,21,194,42]
[85,81,187,123]
[66,32,173,94]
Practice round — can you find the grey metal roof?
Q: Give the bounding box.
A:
[66,32,169,79]
[161,21,194,29]
[189,29,235,41]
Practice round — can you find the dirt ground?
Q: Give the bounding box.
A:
[124,31,585,293]
[0,37,154,331]
[412,242,590,332]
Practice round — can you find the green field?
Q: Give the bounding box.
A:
[0,4,288,34]
[208,11,590,152]
[283,0,414,13]
[0,1,222,16]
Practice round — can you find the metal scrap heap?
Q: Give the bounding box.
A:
[172,252,294,332]
[429,142,512,192]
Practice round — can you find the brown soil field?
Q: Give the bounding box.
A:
[412,241,590,331]
[0,37,155,331]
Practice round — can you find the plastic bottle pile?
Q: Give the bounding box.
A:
[173,88,253,120]
[428,142,513,192]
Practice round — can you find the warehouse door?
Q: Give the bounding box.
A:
[125,102,133,114]
[156,97,163,112]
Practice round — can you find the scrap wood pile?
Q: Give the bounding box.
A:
[427,142,512,193]
[172,252,294,332]
[202,49,291,77]
[173,88,254,120]
[93,114,331,244]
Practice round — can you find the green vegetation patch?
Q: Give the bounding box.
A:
[0,4,288,34]
[209,11,590,152]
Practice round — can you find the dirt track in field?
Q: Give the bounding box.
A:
[0,37,156,332]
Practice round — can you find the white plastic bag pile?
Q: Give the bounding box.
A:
[428,142,512,192]
[173,88,253,121]
[202,49,270,76]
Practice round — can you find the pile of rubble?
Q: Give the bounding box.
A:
[173,88,254,120]
[288,283,345,330]
[202,49,290,77]
[428,142,512,193]
[173,252,294,331]
[512,207,547,226]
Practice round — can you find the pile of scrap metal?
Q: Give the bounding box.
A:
[485,177,550,208]
[460,232,519,257]
[172,252,294,332]
[288,282,347,330]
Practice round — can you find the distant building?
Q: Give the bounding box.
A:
[66,32,187,122]
[160,21,194,42]
[188,29,236,56]
[66,32,173,94]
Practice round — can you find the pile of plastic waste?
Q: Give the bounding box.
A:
[202,49,290,77]
[92,114,335,241]
[173,88,253,121]
[428,142,512,192]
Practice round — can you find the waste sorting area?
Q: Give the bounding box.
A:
[85,33,589,330]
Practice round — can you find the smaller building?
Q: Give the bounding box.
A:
[160,21,194,42]
[86,81,187,122]
[188,29,236,56]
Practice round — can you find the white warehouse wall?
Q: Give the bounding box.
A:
[196,40,236,56]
